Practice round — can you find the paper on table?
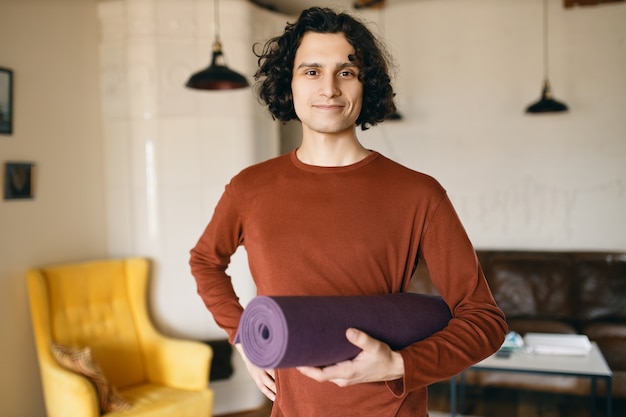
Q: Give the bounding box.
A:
[523,332,592,356]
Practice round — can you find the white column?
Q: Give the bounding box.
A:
[98,1,280,412]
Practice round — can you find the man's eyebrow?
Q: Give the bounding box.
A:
[337,62,358,69]
[296,62,321,69]
[295,61,358,69]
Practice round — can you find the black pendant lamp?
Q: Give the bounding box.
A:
[526,0,568,114]
[186,0,249,90]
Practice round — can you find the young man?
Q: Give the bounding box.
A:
[190,7,507,417]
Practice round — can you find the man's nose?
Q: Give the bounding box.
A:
[320,76,340,97]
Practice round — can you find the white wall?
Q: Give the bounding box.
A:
[0,0,625,416]
[357,0,626,250]
[0,1,107,416]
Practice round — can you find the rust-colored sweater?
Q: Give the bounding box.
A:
[190,150,507,417]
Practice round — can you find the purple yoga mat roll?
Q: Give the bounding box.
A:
[235,293,452,369]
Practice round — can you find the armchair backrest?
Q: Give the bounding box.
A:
[29,258,151,389]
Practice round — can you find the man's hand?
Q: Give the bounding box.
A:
[297,328,405,387]
[235,344,276,401]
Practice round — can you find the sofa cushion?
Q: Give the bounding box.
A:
[506,318,577,336]
[485,253,574,321]
[575,253,626,323]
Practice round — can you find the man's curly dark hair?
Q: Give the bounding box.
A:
[253,7,397,131]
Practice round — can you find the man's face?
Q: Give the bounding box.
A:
[291,32,363,137]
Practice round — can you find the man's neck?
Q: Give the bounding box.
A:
[296,130,371,167]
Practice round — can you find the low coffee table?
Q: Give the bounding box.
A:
[449,342,612,417]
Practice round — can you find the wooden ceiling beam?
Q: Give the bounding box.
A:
[564,0,624,7]
[353,0,386,9]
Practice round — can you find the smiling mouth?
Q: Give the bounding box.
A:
[314,104,344,110]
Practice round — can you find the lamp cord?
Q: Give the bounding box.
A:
[214,0,221,43]
[543,0,549,81]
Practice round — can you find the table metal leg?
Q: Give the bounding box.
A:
[449,376,457,417]
[606,377,612,417]
[591,377,597,417]
[459,371,466,414]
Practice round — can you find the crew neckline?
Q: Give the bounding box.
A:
[290,149,380,173]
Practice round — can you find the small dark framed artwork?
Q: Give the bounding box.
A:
[4,162,34,200]
[0,67,13,135]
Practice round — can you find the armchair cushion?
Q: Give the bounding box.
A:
[51,343,130,413]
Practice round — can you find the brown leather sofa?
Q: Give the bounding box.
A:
[410,250,626,398]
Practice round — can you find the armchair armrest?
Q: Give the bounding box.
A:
[40,361,100,417]
[146,337,213,390]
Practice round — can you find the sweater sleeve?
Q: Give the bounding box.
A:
[189,182,245,343]
[388,194,508,396]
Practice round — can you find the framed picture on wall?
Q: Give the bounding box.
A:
[4,162,34,200]
[0,67,13,135]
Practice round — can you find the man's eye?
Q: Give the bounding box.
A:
[339,71,355,78]
[305,70,318,76]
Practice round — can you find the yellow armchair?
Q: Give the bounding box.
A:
[27,257,214,417]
